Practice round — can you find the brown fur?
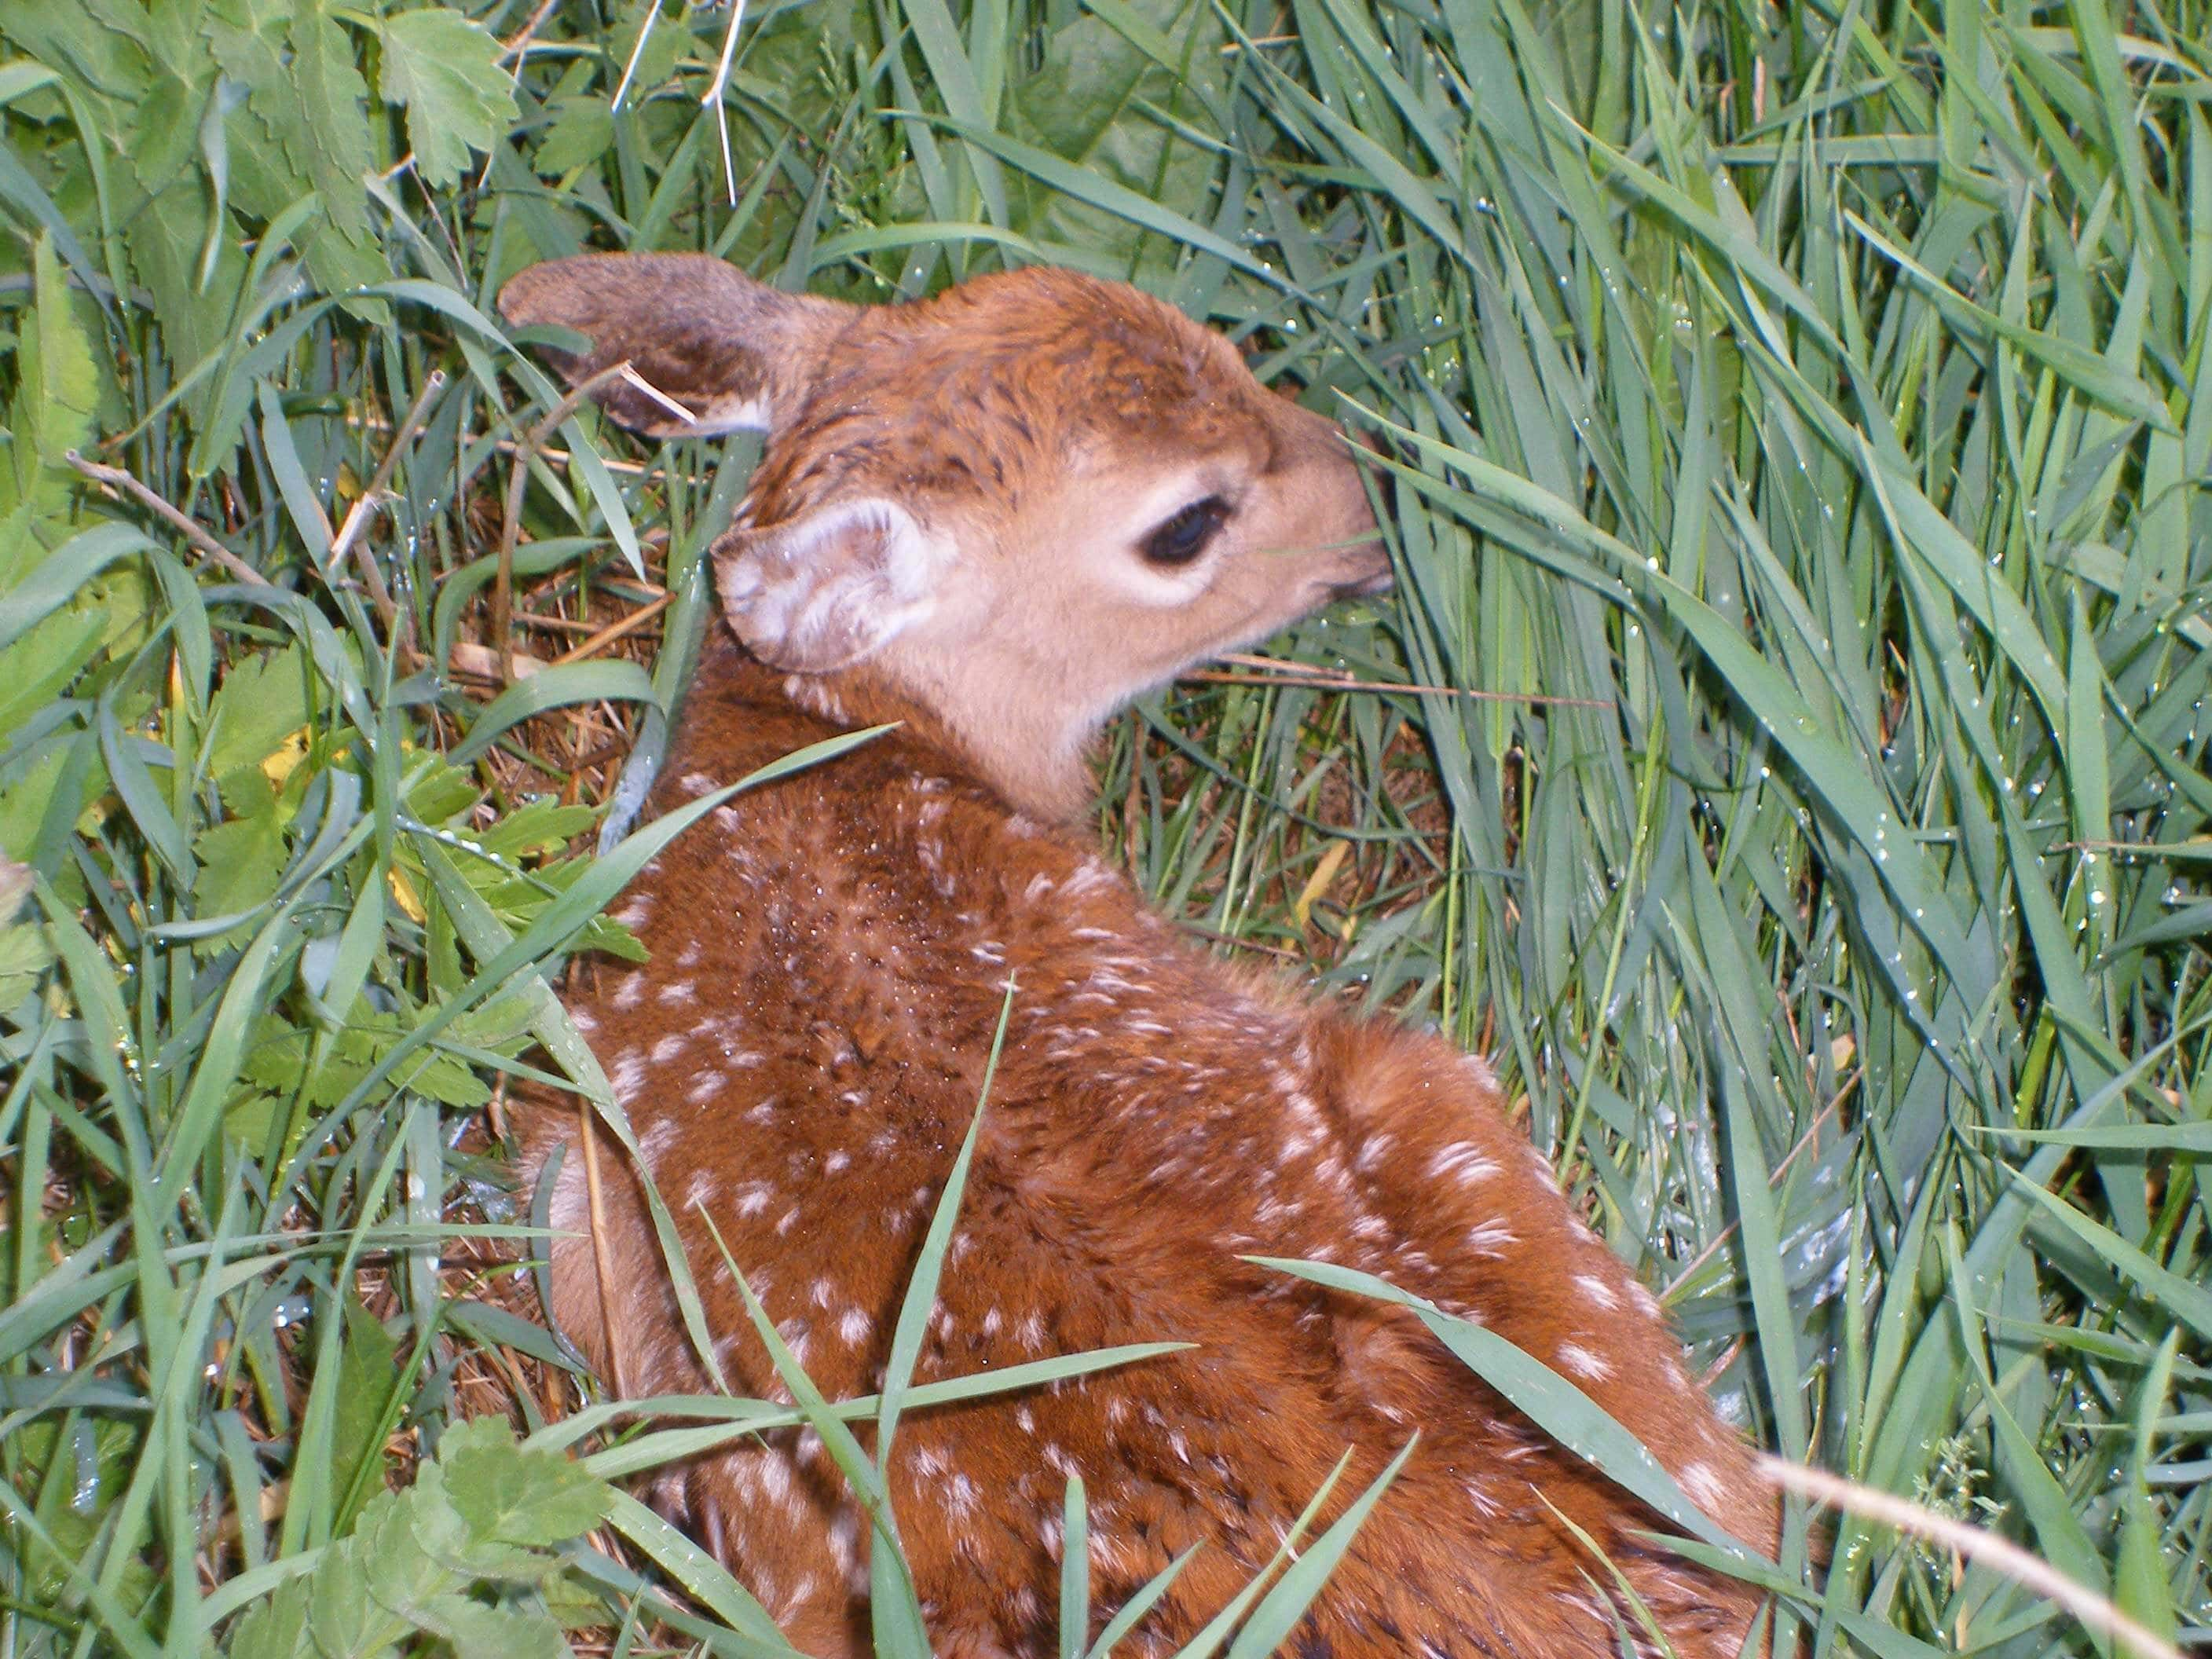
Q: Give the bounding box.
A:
[500,255,1773,1657]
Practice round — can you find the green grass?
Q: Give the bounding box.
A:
[1,0,2207,1653]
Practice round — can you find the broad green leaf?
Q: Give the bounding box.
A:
[1005,0,1225,281]
[438,1416,611,1549]
[328,1290,401,1536]
[379,8,518,189]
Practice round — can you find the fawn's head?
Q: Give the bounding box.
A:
[500,255,1387,817]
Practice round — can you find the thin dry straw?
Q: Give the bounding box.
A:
[1199,652,1613,708]
[610,0,663,109]
[64,450,270,588]
[617,364,703,426]
[1759,1457,2182,1659]
[702,0,751,203]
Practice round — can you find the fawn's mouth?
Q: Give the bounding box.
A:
[1331,559,1395,600]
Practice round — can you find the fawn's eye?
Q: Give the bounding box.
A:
[1140,496,1230,566]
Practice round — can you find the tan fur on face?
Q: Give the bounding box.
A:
[500,255,1775,1659]
[502,258,1384,818]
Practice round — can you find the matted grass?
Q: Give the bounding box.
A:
[0,0,2205,1653]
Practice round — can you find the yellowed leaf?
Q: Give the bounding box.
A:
[1294,840,1352,930]
[260,727,310,788]
[388,864,427,924]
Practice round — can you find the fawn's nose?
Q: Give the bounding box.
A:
[1269,403,1390,599]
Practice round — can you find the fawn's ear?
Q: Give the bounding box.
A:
[497,253,851,437]
[712,499,949,674]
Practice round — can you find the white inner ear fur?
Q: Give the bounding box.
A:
[718,496,950,672]
[674,392,774,437]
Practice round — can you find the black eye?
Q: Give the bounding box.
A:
[1141,496,1229,566]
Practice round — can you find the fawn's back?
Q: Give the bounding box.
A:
[502,255,1773,1657]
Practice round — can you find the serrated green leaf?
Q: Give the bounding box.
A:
[222,1573,316,1659]
[6,233,99,514]
[192,811,288,947]
[474,797,598,859]
[284,2,374,244]
[379,7,517,189]
[356,1474,440,1591]
[207,644,313,779]
[305,1522,381,1657]
[122,168,249,408]
[439,1417,610,1549]
[408,1466,569,1585]
[411,1591,570,1659]
[532,93,613,178]
[0,919,53,1005]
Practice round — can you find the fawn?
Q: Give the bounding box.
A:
[500,254,1774,1657]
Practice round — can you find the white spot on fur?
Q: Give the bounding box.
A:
[610,1050,646,1101]
[613,973,646,1011]
[656,979,697,1006]
[1574,1273,1621,1310]
[839,1306,871,1345]
[1680,1461,1727,1511]
[1557,1342,1613,1382]
[1429,1141,1500,1185]
[1063,860,1114,897]
[759,1455,792,1504]
[829,1507,865,1591]
[650,1033,687,1064]
[1463,1221,1518,1258]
